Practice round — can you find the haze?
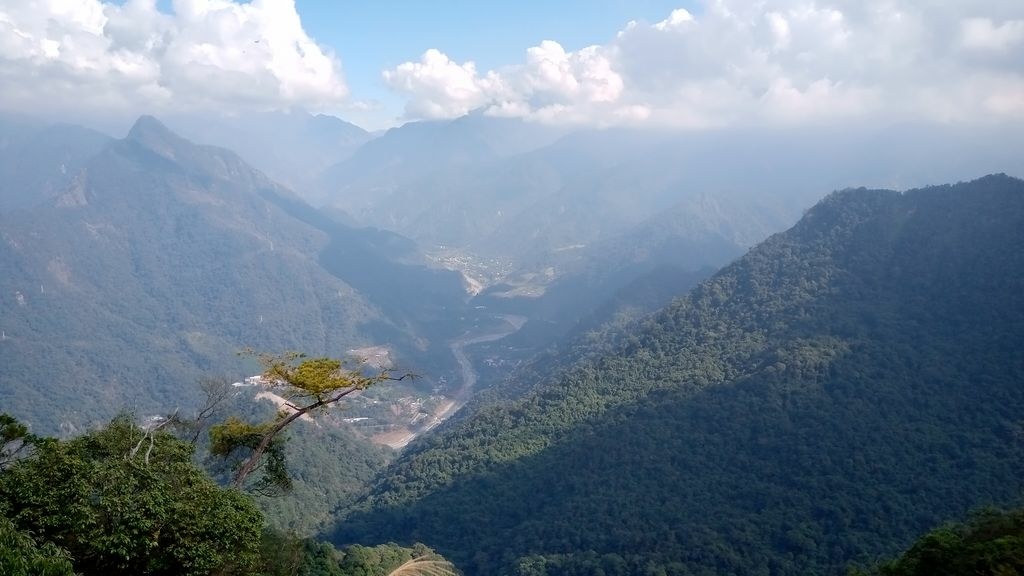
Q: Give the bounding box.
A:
[1,2,1023,575]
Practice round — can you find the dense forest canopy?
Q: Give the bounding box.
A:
[3,0,1024,572]
[334,175,1024,575]
[0,115,468,435]
[0,412,456,576]
[1,117,1022,574]
[856,508,1024,576]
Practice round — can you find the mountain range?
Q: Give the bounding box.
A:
[163,110,373,197]
[0,115,467,434]
[334,174,1024,575]
[314,120,1024,273]
[2,108,1023,575]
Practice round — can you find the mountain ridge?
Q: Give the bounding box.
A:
[333,173,1024,575]
[0,115,468,434]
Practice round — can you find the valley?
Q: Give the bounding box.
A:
[335,175,1024,575]
[372,313,527,449]
[3,3,1024,575]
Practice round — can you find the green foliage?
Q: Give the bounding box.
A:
[336,175,1024,575]
[0,116,465,436]
[338,543,454,576]
[210,416,293,494]
[254,351,406,403]
[255,533,456,576]
[299,540,348,576]
[256,529,338,576]
[0,412,427,576]
[0,414,264,575]
[510,552,690,576]
[0,515,75,576]
[859,509,1024,576]
[209,352,409,493]
[262,354,359,397]
[256,420,391,536]
[0,414,30,446]
[0,414,35,471]
[257,529,304,576]
[210,416,277,456]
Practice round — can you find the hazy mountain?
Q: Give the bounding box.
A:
[0,114,112,212]
[318,123,1024,277]
[163,110,372,200]
[335,174,1024,575]
[0,116,467,434]
[475,190,789,348]
[316,114,568,215]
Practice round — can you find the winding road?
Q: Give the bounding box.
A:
[378,314,526,449]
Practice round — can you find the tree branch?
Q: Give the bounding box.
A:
[128,410,177,463]
[226,353,418,491]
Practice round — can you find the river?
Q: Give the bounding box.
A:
[378,314,526,449]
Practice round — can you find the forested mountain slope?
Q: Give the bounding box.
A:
[317,114,565,213]
[475,189,790,349]
[334,174,1024,575]
[0,116,466,434]
[854,507,1024,576]
[319,123,1023,273]
[0,114,111,212]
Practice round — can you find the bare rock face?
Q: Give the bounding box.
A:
[55,172,89,207]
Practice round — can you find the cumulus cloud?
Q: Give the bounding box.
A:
[383,0,1024,127]
[0,0,347,120]
[383,40,633,124]
[381,49,498,119]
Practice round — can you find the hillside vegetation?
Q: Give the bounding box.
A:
[0,413,455,576]
[335,174,1024,575]
[0,116,466,434]
[854,508,1024,576]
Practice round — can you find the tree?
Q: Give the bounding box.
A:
[0,414,264,576]
[338,543,457,576]
[175,376,235,446]
[0,414,35,471]
[386,555,459,576]
[0,515,74,576]
[852,508,1024,576]
[256,529,364,576]
[210,351,412,493]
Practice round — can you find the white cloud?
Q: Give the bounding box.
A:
[766,12,792,51]
[381,49,499,119]
[653,8,694,31]
[0,0,347,120]
[961,17,1024,51]
[384,0,1024,127]
[383,40,629,125]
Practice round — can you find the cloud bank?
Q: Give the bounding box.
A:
[0,0,347,120]
[2,0,1020,129]
[383,0,1024,127]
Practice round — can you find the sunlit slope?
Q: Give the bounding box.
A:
[336,174,1024,575]
[0,116,466,433]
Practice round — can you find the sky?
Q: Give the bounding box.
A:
[0,0,1022,131]
[293,0,690,127]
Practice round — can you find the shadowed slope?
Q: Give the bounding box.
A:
[334,174,1024,575]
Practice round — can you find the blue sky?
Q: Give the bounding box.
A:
[1,1,1022,131]
[294,0,693,126]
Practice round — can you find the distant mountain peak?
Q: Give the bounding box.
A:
[127,115,172,139]
[120,115,255,183]
[125,115,189,159]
